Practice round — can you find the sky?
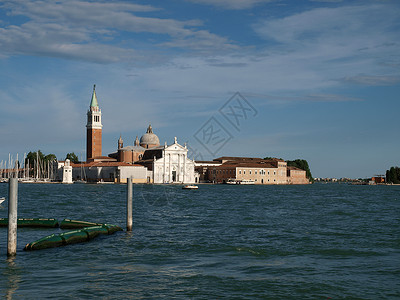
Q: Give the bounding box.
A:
[0,0,399,179]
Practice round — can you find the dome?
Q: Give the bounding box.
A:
[140,124,160,148]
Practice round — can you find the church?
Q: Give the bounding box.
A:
[68,85,197,184]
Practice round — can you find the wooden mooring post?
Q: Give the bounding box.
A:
[127,177,133,231]
[7,178,18,256]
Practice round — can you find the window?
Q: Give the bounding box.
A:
[250,170,252,175]
[255,171,257,174]
[244,171,246,175]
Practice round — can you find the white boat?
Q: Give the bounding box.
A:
[182,185,198,190]
[240,179,255,185]
[226,179,255,185]
[0,197,5,204]
[227,178,239,184]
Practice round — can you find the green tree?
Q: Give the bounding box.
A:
[25,150,45,169]
[24,150,57,179]
[44,154,57,162]
[65,152,79,163]
[386,166,400,184]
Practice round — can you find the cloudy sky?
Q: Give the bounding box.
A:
[0,0,399,178]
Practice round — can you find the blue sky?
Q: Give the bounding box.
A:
[0,0,399,178]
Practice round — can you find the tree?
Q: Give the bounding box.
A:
[44,154,57,162]
[386,166,400,184]
[25,150,45,169]
[24,150,57,179]
[65,152,79,163]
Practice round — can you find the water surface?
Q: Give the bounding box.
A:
[0,183,399,299]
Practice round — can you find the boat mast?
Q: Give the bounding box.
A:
[36,151,39,180]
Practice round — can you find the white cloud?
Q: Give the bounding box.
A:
[341,75,400,86]
[0,22,136,63]
[185,0,275,9]
[254,4,400,50]
[252,4,400,86]
[309,0,343,2]
[0,0,235,63]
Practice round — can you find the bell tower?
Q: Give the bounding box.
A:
[86,84,103,161]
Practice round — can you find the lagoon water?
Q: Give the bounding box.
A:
[0,183,399,299]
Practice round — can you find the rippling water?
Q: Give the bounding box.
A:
[0,183,399,299]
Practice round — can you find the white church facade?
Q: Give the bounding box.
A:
[140,138,197,184]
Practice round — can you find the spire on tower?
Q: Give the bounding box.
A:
[90,84,99,108]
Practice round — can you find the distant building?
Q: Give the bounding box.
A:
[371,176,385,184]
[287,166,308,184]
[110,125,158,164]
[58,86,308,185]
[59,85,196,184]
[86,85,103,162]
[197,157,309,184]
[62,159,73,184]
[138,137,197,184]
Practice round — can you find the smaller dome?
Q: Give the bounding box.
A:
[140,124,160,148]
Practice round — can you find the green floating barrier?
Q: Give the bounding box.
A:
[0,218,59,228]
[60,229,89,245]
[24,224,123,251]
[84,225,109,239]
[25,234,64,251]
[103,224,124,234]
[59,219,103,229]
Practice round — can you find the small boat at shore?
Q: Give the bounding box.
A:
[226,179,255,185]
[0,197,5,205]
[182,185,198,190]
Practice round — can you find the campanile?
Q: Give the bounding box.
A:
[86,84,103,161]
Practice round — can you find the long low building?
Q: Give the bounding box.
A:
[197,157,309,185]
[58,161,151,183]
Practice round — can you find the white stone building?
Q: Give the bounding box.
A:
[139,137,197,184]
[62,159,73,184]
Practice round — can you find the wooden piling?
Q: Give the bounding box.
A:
[127,177,133,231]
[7,178,18,256]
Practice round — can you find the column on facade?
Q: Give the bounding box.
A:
[183,153,186,183]
[169,153,171,182]
[178,153,181,182]
[163,150,166,183]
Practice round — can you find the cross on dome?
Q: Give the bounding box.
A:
[146,124,153,134]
